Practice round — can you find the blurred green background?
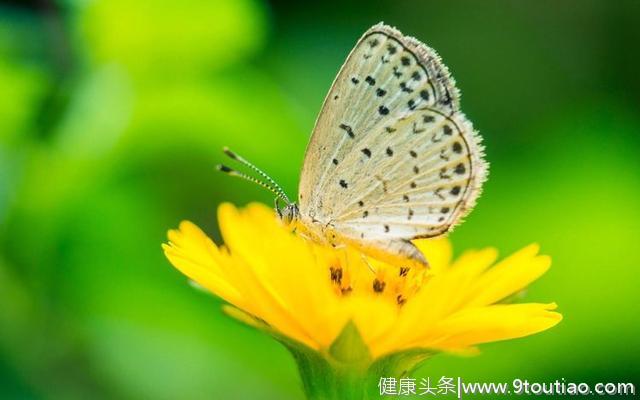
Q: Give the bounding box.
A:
[1,0,639,398]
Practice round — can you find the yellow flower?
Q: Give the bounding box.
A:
[163,202,561,398]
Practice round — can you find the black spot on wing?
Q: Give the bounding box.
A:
[400,82,413,93]
[439,168,452,180]
[439,149,450,161]
[339,123,355,138]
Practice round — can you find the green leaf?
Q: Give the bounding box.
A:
[328,320,371,364]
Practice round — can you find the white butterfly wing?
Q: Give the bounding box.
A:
[298,23,487,265]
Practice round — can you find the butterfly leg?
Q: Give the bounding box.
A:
[360,253,377,274]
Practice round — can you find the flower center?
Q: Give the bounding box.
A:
[328,260,429,306]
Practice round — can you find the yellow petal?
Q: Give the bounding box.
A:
[163,222,244,308]
[221,202,359,349]
[413,237,452,274]
[346,294,400,357]
[464,244,551,308]
[222,304,266,330]
[377,248,498,352]
[410,303,562,350]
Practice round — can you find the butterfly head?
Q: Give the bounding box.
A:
[277,202,299,226]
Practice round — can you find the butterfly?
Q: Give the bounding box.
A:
[219,23,487,268]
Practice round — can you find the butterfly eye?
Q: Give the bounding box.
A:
[281,204,299,225]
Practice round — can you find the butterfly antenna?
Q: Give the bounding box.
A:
[216,164,289,203]
[222,147,291,203]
